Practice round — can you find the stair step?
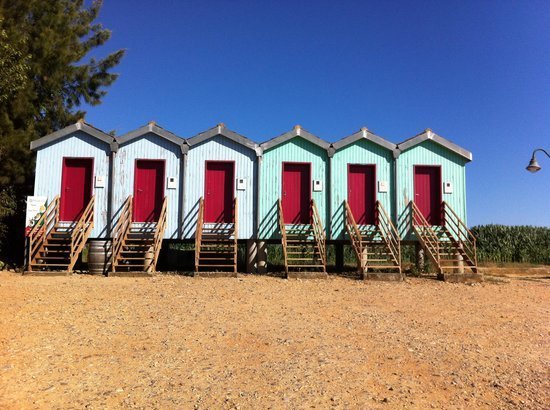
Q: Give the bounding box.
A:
[287,265,324,268]
[31,263,70,267]
[199,257,234,260]
[288,258,321,261]
[197,264,235,268]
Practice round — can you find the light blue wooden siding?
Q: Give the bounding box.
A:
[183,135,256,239]
[331,139,394,239]
[396,140,468,238]
[258,137,328,239]
[34,131,110,238]
[113,133,182,239]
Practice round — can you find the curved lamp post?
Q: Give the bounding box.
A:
[526,149,550,173]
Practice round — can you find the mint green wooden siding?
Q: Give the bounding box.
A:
[258,137,328,239]
[396,140,468,238]
[331,139,394,239]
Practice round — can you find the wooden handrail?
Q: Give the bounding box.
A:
[151,196,168,272]
[233,197,238,271]
[310,199,326,267]
[111,196,133,272]
[376,200,401,266]
[28,196,60,270]
[343,200,364,269]
[442,201,477,267]
[194,197,204,272]
[67,196,95,272]
[410,200,440,265]
[277,199,288,275]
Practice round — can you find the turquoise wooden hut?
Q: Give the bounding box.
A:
[396,129,479,281]
[258,125,331,277]
[330,127,402,278]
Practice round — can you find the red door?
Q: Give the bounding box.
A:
[282,162,311,224]
[414,166,441,225]
[348,164,376,225]
[204,161,234,223]
[133,160,165,222]
[60,157,94,221]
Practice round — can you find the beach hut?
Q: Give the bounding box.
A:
[27,120,115,273]
[330,127,402,279]
[258,125,331,278]
[110,122,186,274]
[184,124,259,275]
[396,129,480,281]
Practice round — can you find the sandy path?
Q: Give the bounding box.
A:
[0,272,548,409]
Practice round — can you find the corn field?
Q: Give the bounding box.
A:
[471,225,550,265]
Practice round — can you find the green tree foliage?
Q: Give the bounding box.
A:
[471,224,550,265]
[0,22,29,104]
[0,0,124,264]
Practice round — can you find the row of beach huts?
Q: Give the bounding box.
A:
[25,120,481,282]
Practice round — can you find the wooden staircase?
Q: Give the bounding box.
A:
[27,196,95,273]
[195,197,238,276]
[410,200,480,282]
[111,196,168,275]
[278,199,327,278]
[344,200,402,279]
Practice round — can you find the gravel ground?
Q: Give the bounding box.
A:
[0,271,548,409]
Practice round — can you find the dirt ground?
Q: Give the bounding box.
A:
[0,271,548,409]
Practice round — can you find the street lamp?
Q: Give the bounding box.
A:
[526,149,549,173]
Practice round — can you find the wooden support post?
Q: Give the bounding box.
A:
[455,244,464,274]
[335,242,344,272]
[416,242,425,273]
[246,239,257,273]
[256,240,267,274]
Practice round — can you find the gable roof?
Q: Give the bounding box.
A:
[187,123,258,154]
[397,129,472,161]
[30,120,115,151]
[117,121,186,152]
[260,125,331,152]
[331,127,397,153]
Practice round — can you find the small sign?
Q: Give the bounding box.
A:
[313,180,323,192]
[25,196,47,236]
[378,180,389,193]
[95,175,106,188]
[236,178,247,191]
[444,181,453,194]
[167,176,177,189]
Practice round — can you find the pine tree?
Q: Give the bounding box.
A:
[0,0,125,264]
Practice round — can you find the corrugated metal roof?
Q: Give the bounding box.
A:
[260,125,331,151]
[331,127,397,153]
[30,120,115,151]
[397,129,472,161]
[187,123,259,154]
[117,121,187,153]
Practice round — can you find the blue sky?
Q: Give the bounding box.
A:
[84,0,549,227]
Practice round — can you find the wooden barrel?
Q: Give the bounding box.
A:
[88,239,112,275]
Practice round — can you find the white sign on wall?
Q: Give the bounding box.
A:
[25,196,47,236]
[378,180,389,193]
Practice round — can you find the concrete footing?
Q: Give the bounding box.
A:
[108,271,153,277]
[287,271,328,279]
[195,271,238,278]
[438,272,483,283]
[23,271,71,276]
[363,272,403,281]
